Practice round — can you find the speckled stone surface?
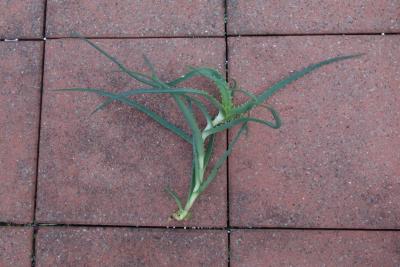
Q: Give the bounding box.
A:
[36,227,227,266]
[38,38,227,227]
[0,227,33,267]
[46,0,225,37]
[227,0,400,34]
[228,36,400,228]
[0,0,44,39]
[0,42,42,223]
[231,230,400,266]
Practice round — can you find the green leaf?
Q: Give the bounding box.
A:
[183,95,215,182]
[167,68,206,86]
[142,54,158,80]
[183,95,212,124]
[231,87,257,102]
[174,96,203,153]
[187,67,233,113]
[165,187,183,211]
[56,88,192,143]
[199,122,248,193]
[202,107,281,138]
[74,34,157,87]
[232,54,364,116]
[203,133,215,168]
[229,78,238,92]
[92,87,223,116]
[183,95,215,188]
[261,105,282,129]
[119,87,222,110]
[187,158,196,200]
[191,132,201,192]
[174,95,205,186]
[166,66,232,113]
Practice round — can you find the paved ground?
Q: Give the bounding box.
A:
[1,1,399,266]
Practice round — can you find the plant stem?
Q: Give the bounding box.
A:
[173,190,201,221]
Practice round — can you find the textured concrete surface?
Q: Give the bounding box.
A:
[46,0,225,37]
[227,0,400,34]
[228,35,400,228]
[0,0,44,39]
[0,227,33,267]
[36,228,227,267]
[0,42,42,223]
[38,38,227,227]
[231,230,400,267]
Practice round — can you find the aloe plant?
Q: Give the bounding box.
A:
[58,37,361,221]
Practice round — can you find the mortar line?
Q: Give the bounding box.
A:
[62,35,226,39]
[223,1,232,266]
[227,32,399,37]
[1,221,400,232]
[0,38,44,42]
[31,226,38,267]
[31,1,48,266]
[1,31,399,42]
[32,7,46,226]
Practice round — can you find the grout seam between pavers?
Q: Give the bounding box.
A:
[1,32,400,42]
[223,1,231,266]
[31,1,48,266]
[31,226,38,267]
[32,0,48,222]
[1,222,400,232]
[227,32,400,37]
[32,8,46,227]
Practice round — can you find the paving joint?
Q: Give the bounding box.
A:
[2,32,400,43]
[223,1,232,266]
[1,221,400,232]
[227,32,399,37]
[31,1,47,266]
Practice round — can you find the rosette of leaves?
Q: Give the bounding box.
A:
[58,37,361,221]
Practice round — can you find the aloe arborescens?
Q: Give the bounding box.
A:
[59,38,361,221]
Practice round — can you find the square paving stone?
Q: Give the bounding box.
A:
[38,38,227,227]
[0,0,44,39]
[0,41,43,223]
[231,230,400,267]
[36,227,227,267]
[227,0,400,35]
[46,0,225,38]
[228,36,400,228]
[0,227,33,267]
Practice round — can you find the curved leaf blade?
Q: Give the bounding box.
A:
[203,107,281,138]
[56,88,192,143]
[74,35,157,87]
[165,187,183,211]
[199,123,247,193]
[233,54,364,115]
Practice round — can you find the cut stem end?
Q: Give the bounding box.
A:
[171,209,191,221]
[171,191,200,221]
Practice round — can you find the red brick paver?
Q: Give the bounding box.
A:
[0,42,42,223]
[227,0,400,35]
[231,230,400,267]
[38,38,227,227]
[0,0,44,39]
[36,227,227,267]
[46,0,225,38]
[0,227,33,267]
[228,36,400,228]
